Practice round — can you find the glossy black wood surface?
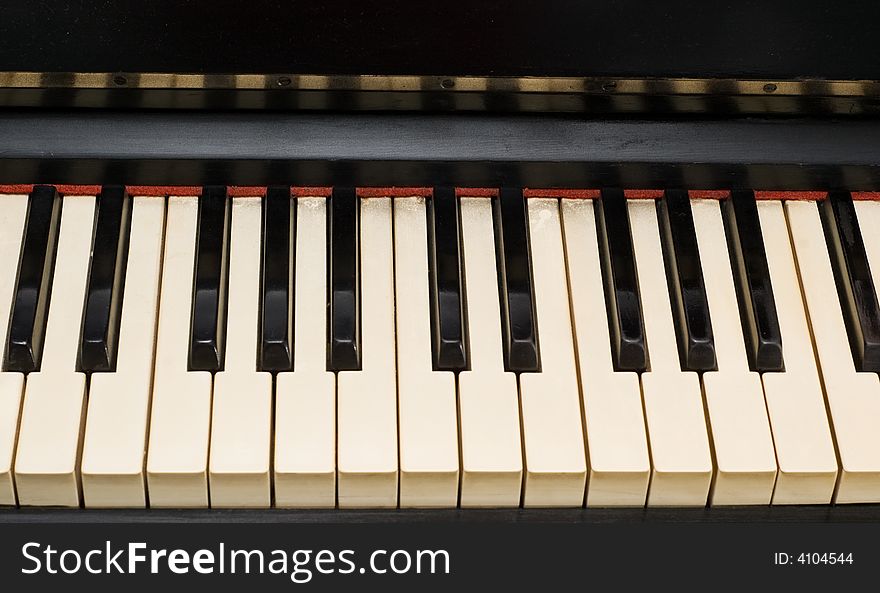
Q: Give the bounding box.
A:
[3,186,61,373]
[79,185,130,372]
[259,186,294,372]
[821,192,880,373]
[658,190,717,372]
[1,114,879,190]
[596,188,647,372]
[428,187,467,372]
[723,190,784,372]
[4,88,875,115]
[494,188,540,373]
[0,507,878,524]
[189,186,229,372]
[328,187,360,372]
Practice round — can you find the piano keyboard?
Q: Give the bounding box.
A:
[1,186,879,509]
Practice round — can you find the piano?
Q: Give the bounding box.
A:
[2,0,880,516]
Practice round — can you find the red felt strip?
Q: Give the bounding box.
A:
[0,184,33,194]
[357,187,432,197]
[852,192,880,201]
[8,186,879,204]
[54,185,102,195]
[689,190,731,199]
[0,184,107,195]
[126,185,201,196]
[455,187,499,198]
[523,188,601,198]
[291,186,332,197]
[228,186,266,197]
[755,191,827,201]
[623,189,664,199]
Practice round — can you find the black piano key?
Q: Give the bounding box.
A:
[79,186,132,372]
[658,189,717,372]
[188,186,229,372]
[494,187,540,373]
[259,186,294,372]
[4,185,62,373]
[328,186,360,371]
[821,191,880,373]
[596,188,648,372]
[724,190,784,372]
[428,187,467,371]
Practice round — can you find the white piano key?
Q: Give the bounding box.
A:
[0,194,29,505]
[275,196,336,508]
[458,197,522,507]
[562,198,650,507]
[754,201,838,504]
[393,197,459,507]
[519,198,586,506]
[209,197,272,508]
[628,199,713,506]
[80,197,165,508]
[337,197,398,507]
[788,199,880,502]
[146,196,213,507]
[15,195,96,506]
[691,198,777,505]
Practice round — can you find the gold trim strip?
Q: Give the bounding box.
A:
[0,72,877,97]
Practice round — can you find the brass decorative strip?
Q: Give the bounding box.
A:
[0,72,878,97]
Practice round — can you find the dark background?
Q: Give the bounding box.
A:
[2,1,879,79]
